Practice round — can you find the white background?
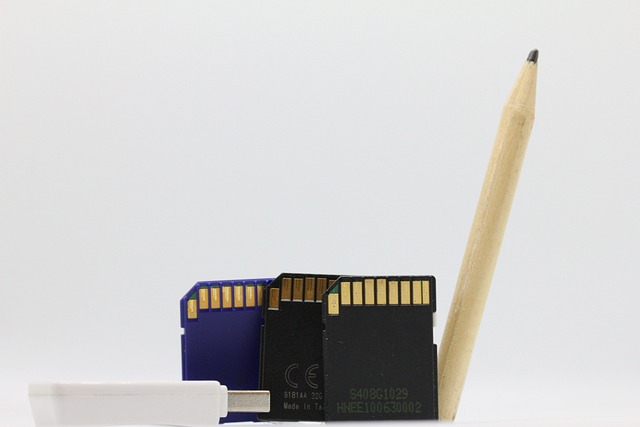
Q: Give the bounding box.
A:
[2,1,639,425]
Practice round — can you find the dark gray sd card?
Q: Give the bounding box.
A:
[322,276,438,421]
[259,273,339,421]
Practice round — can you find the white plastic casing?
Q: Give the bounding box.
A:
[28,381,228,427]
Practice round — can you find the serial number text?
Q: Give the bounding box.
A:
[349,387,409,401]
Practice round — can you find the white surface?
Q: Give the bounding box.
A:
[2,1,639,426]
[29,381,228,426]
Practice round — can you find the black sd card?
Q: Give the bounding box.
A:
[322,276,438,421]
[259,273,339,421]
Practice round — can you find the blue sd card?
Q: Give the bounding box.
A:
[180,278,273,423]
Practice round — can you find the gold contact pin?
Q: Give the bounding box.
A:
[222,286,232,309]
[211,287,221,310]
[364,279,375,305]
[304,277,316,302]
[293,278,304,301]
[187,299,198,319]
[353,281,363,305]
[341,282,351,305]
[316,278,328,301]
[269,288,280,310]
[257,285,265,307]
[389,280,399,305]
[422,280,431,305]
[246,285,256,307]
[281,277,292,301]
[413,280,422,305]
[400,280,411,305]
[376,278,387,305]
[199,287,210,310]
[234,285,244,308]
[328,293,339,315]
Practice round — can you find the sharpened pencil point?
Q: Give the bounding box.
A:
[527,49,539,63]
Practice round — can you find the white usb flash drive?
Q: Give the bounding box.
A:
[29,381,269,427]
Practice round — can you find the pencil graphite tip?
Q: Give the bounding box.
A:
[527,49,539,63]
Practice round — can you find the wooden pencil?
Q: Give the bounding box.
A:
[438,49,539,421]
